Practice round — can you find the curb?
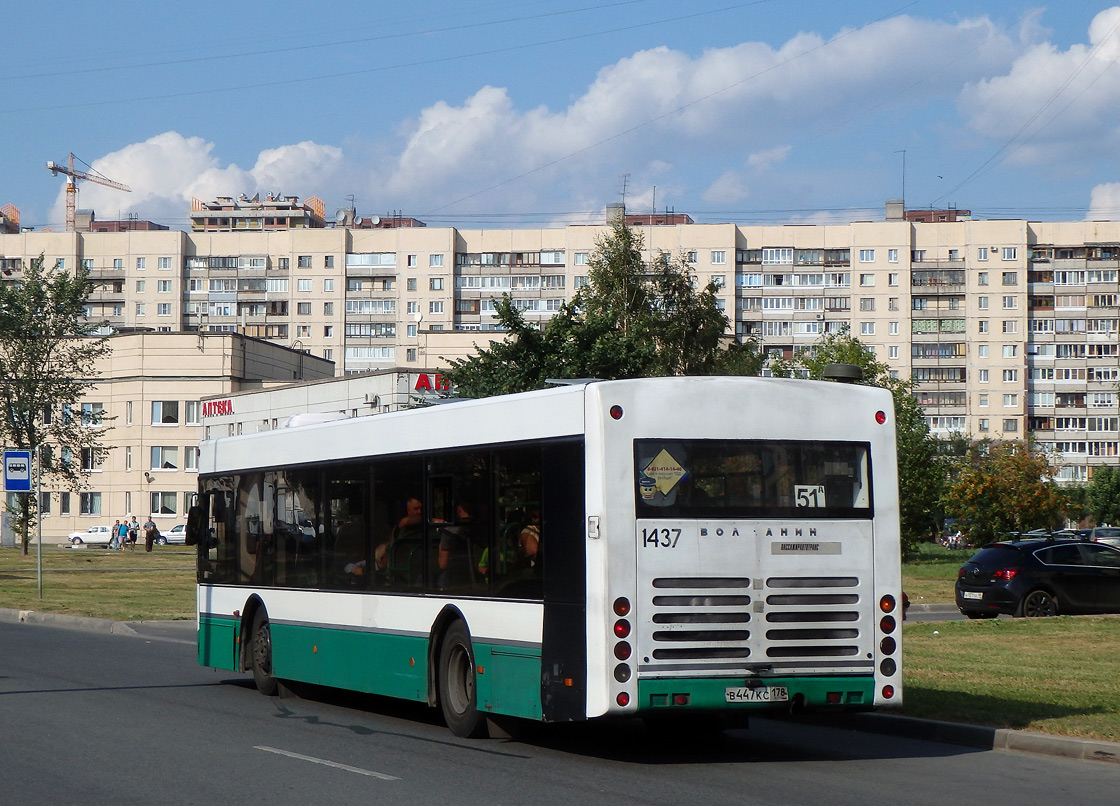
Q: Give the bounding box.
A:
[4,607,1119,763]
[816,712,1120,764]
[0,607,140,638]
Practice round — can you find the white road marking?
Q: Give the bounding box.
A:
[255,746,400,780]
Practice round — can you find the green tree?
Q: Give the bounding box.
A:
[945,440,1066,544]
[442,220,762,397]
[1087,466,1120,526]
[0,255,112,554]
[770,326,944,557]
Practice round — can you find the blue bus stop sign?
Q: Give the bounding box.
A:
[4,450,32,492]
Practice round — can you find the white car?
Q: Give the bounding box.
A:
[68,525,114,545]
[157,524,188,545]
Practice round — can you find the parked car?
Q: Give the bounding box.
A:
[956,537,1120,618]
[157,524,188,545]
[1089,527,1120,547]
[68,525,114,545]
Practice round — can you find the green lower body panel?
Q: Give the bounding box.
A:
[198,616,239,671]
[637,676,874,712]
[474,643,544,720]
[198,617,545,719]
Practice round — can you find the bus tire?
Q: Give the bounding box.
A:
[250,608,279,696]
[438,620,488,738]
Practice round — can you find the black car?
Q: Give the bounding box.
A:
[955,538,1120,618]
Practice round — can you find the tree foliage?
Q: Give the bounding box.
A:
[0,255,112,553]
[442,220,763,397]
[1087,466,1120,526]
[945,440,1066,544]
[769,326,944,558]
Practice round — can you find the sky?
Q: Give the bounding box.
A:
[3,0,1120,231]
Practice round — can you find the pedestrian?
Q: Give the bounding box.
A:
[127,515,139,551]
[144,515,159,552]
[116,519,129,551]
[110,519,122,550]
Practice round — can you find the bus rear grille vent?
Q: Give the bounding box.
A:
[649,577,753,661]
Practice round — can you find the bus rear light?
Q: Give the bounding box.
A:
[609,405,624,420]
[880,636,897,655]
[613,597,631,617]
[879,595,896,614]
[882,685,895,699]
[875,410,887,425]
[673,694,690,706]
[879,615,896,634]
[827,691,842,704]
[880,658,897,676]
[614,641,632,661]
[614,619,631,639]
[617,692,630,707]
[614,664,631,683]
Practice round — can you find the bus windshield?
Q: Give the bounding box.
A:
[635,439,872,519]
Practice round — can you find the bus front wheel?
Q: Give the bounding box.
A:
[438,621,488,738]
[250,609,278,696]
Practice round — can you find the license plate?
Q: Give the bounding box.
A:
[962,591,983,600]
[725,686,789,703]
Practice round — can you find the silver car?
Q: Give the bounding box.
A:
[1090,527,1120,547]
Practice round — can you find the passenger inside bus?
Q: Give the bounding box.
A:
[377,496,427,586]
[437,500,479,590]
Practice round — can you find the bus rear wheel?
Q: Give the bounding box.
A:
[250,609,278,696]
[438,621,488,738]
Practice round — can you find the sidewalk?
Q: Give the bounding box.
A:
[3,606,1118,763]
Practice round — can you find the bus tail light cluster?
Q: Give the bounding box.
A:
[877,594,899,696]
[613,597,633,690]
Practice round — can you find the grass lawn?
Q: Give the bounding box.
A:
[0,545,196,621]
[903,541,969,606]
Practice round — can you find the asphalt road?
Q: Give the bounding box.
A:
[2,619,1118,806]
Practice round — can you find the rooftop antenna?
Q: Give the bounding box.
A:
[619,173,630,206]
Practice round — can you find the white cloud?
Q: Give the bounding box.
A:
[63,132,343,224]
[702,171,750,205]
[1088,182,1120,221]
[747,145,791,169]
[959,7,1120,162]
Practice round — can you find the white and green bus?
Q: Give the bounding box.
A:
[189,376,903,737]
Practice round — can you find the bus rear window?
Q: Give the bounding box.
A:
[635,439,872,519]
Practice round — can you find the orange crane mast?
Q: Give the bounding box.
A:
[45,153,131,232]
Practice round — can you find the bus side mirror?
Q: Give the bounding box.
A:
[185,504,205,546]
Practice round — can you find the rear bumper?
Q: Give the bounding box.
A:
[636,675,879,713]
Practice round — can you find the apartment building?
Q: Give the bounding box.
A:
[1,200,1118,487]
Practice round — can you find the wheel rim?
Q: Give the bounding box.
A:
[1024,592,1055,617]
[445,642,475,716]
[253,621,272,676]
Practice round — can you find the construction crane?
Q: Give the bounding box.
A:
[45,153,130,232]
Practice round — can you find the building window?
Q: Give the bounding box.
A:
[1002,247,1018,261]
[1002,271,1018,285]
[888,249,898,263]
[1003,295,1017,309]
[888,298,898,311]
[859,249,875,263]
[113,258,123,270]
[1003,394,1018,407]
[979,394,989,407]
[277,257,290,270]
[324,302,333,316]
[157,303,172,316]
[859,273,874,286]
[81,402,104,427]
[157,280,172,293]
[979,418,989,431]
[429,301,444,314]
[151,446,179,470]
[80,492,102,516]
[711,251,726,265]
[298,279,312,292]
[888,345,898,359]
[296,325,311,338]
[136,280,146,293]
[948,249,960,261]
[1003,418,1019,432]
[888,273,898,287]
[136,257,146,270]
[574,252,589,266]
[912,249,926,262]
[1003,369,1019,382]
[978,369,989,383]
[324,279,334,292]
[977,272,988,286]
[407,302,419,314]
[978,247,989,261]
[978,296,989,309]
[297,302,312,315]
[407,278,417,291]
[407,324,417,337]
[430,254,444,268]
[185,401,200,425]
[323,349,333,361]
[325,255,334,268]
[1003,320,1018,333]
[150,492,177,516]
[406,348,417,362]
[860,322,875,336]
[1003,345,1017,358]
[298,255,312,268]
[978,345,989,358]
[430,278,444,291]
[407,255,417,267]
[324,326,333,338]
[888,321,899,335]
[978,320,989,333]
[859,298,875,311]
[347,279,363,292]
[152,400,179,425]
